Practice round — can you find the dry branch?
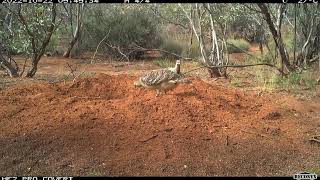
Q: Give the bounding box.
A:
[91,29,110,64]
[70,96,102,99]
[150,5,188,29]
[309,135,320,144]
[182,63,285,76]
[66,63,77,78]
[240,129,271,139]
[139,134,158,143]
[105,42,130,62]
[132,43,193,60]
[72,71,85,84]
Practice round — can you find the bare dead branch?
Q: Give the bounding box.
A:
[150,5,188,29]
[309,54,320,63]
[240,129,271,139]
[309,135,320,144]
[66,63,77,78]
[131,43,193,60]
[105,42,130,62]
[242,4,263,14]
[182,63,285,76]
[91,29,111,64]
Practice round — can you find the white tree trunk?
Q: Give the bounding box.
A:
[179,3,224,77]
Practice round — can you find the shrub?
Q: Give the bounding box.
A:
[159,37,184,57]
[160,30,201,59]
[255,70,318,91]
[81,5,162,60]
[227,39,250,53]
[181,40,201,59]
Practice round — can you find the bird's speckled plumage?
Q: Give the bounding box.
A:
[139,69,180,87]
[134,60,182,96]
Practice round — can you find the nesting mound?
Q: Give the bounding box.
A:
[0,74,318,176]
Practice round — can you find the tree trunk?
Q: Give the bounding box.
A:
[0,43,18,77]
[24,4,57,78]
[25,56,40,78]
[63,4,84,58]
[259,42,263,55]
[258,4,293,72]
[0,55,18,77]
[208,67,222,78]
[179,4,225,78]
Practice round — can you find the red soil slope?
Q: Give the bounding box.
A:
[0,74,319,176]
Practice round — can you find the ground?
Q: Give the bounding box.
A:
[0,49,319,176]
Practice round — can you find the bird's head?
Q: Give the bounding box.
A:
[169,60,181,74]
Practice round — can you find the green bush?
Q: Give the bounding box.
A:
[284,71,318,90]
[227,39,250,53]
[81,5,162,59]
[160,37,184,56]
[160,31,201,59]
[256,70,318,91]
[181,40,201,58]
[259,53,275,64]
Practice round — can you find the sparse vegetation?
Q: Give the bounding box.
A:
[159,37,184,56]
[154,58,176,68]
[227,39,251,53]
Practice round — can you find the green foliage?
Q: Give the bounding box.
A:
[229,73,243,87]
[82,5,162,59]
[227,39,250,53]
[159,37,184,56]
[231,79,243,87]
[262,54,273,64]
[285,71,318,90]
[0,5,56,56]
[159,30,201,59]
[255,69,318,91]
[181,40,201,59]
[154,58,175,68]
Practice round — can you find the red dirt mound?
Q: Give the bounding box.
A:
[0,74,319,176]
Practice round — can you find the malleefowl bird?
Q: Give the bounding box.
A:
[134,60,182,96]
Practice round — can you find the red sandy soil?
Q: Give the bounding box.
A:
[0,73,319,176]
[229,43,261,62]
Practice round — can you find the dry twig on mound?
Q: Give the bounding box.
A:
[309,135,320,144]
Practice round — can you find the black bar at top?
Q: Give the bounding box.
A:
[74,0,316,3]
[118,0,315,2]
[1,0,318,3]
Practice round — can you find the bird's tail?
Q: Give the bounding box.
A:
[134,81,143,87]
[177,78,192,84]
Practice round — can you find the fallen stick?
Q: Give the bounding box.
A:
[309,135,320,144]
[139,134,158,143]
[309,138,320,143]
[70,96,102,99]
[182,63,285,76]
[91,29,110,64]
[226,135,229,146]
[241,129,271,139]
